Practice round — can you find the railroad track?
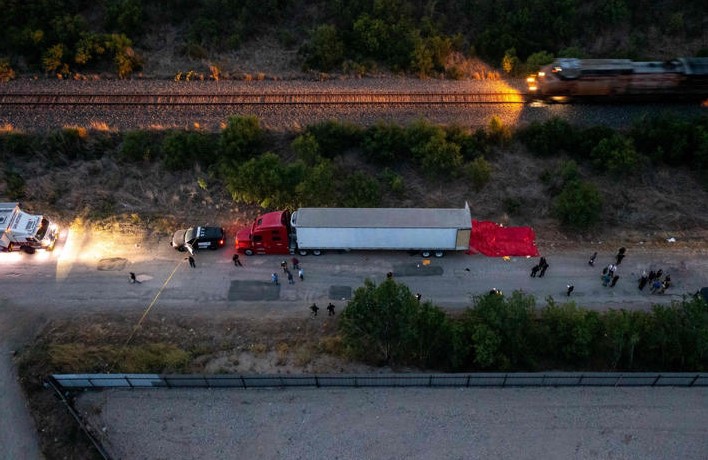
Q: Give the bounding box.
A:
[0,92,526,106]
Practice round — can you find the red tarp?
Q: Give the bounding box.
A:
[468,220,540,257]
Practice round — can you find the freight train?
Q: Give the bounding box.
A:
[526,57,708,102]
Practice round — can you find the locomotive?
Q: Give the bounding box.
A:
[526,57,708,102]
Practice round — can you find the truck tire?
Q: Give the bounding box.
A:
[20,246,36,254]
[434,251,444,258]
[312,249,322,256]
[298,249,308,256]
[421,250,431,258]
[244,249,254,256]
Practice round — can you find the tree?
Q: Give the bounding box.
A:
[225,152,304,209]
[301,24,345,72]
[339,278,421,365]
[540,299,601,365]
[552,180,602,231]
[466,156,492,191]
[462,290,538,370]
[219,115,263,166]
[590,134,640,176]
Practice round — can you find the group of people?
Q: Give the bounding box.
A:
[272,257,304,286]
[639,269,671,294]
[309,302,336,317]
[598,247,626,288]
[529,257,550,278]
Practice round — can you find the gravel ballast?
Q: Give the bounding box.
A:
[77,386,708,459]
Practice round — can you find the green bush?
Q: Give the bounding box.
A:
[46,128,89,163]
[461,291,538,370]
[291,132,322,166]
[414,131,464,178]
[225,152,304,209]
[552,180,603,231]
[339,171,381,207]
[590,134,641,175]
[305,120,362,158]
[162,130,217,171]
[294,159,337,207]
[518,117,578,157]
[361,122,407,165]
[300,24,345,71]
[339,278,455,367]
[540,300,602,365]
[466,156,492,191]
[219,115,263,166]
[118,130,160,162]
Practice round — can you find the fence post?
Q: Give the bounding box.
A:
[240,375,246,389]
[125,376,133,389]
[466,375,471,387]
[652,375,661,386]
[689,374,699,387]
[315,376,320,388]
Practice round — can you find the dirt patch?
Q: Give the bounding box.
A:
[16,311,379,460]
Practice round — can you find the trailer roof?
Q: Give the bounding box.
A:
[293,206,472,229]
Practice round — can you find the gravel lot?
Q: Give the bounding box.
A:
[78,386,708,459]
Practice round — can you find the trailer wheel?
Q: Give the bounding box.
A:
[421,250,431,258]
[244,249,254,256]
[20,246,36,254]
[298,249,308,256]
[434,251,444,258]
[313,249,322,256]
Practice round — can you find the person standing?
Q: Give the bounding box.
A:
[310,303,319,317]
[327,303,335,316]
[232,253,243,267]
[298,268,304,281]
[566,284,574,296]
[616,248,626,265]
[588,252,597,266]
[187,256,196,268]
[281,260,288,272]
[271,273,279,285]
[602,273,612,287]
[610,275,620,287]
[291,257,300,270]
[286,270,295,284]
[638,272,648,290]
[538,262,549,278]
[530,265,540,277]
[129,272,140,284]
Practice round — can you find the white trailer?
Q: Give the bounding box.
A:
[0,202,59,253]
[290,203,472,256]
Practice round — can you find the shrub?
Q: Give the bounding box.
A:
[162,130,217,171]
[461,291,538,370]
[219,115,263,166]
[4,170,25,199]
[305,120,362,158]
[552,180,602,231]
[294,159,337,207]
[339,171,381,207]
[225,152,304,209]
[466,156,492,191]
[525,50,554,73]
[540,300,602,365]
[291,132,321,166]
[300,24,345,72]
[0,133,35,159]
[361,122,407,165]
[415,131,464,178]
[518,117,578,157]
[339,278,455,367]
[590,134,641,175]
[46,127,89,162]
[486,115,512,146]
[118,130,159,162]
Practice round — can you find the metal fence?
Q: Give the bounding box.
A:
[50,372,708,391]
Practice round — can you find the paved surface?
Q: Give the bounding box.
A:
[77,386,708,459]
[0,227,706,457]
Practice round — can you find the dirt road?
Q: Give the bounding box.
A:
[1,226,706,458]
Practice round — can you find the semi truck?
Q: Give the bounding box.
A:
[0,202,59,253]
[235,204,472,257]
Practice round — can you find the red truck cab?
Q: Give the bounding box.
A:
[235,210,291,255]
